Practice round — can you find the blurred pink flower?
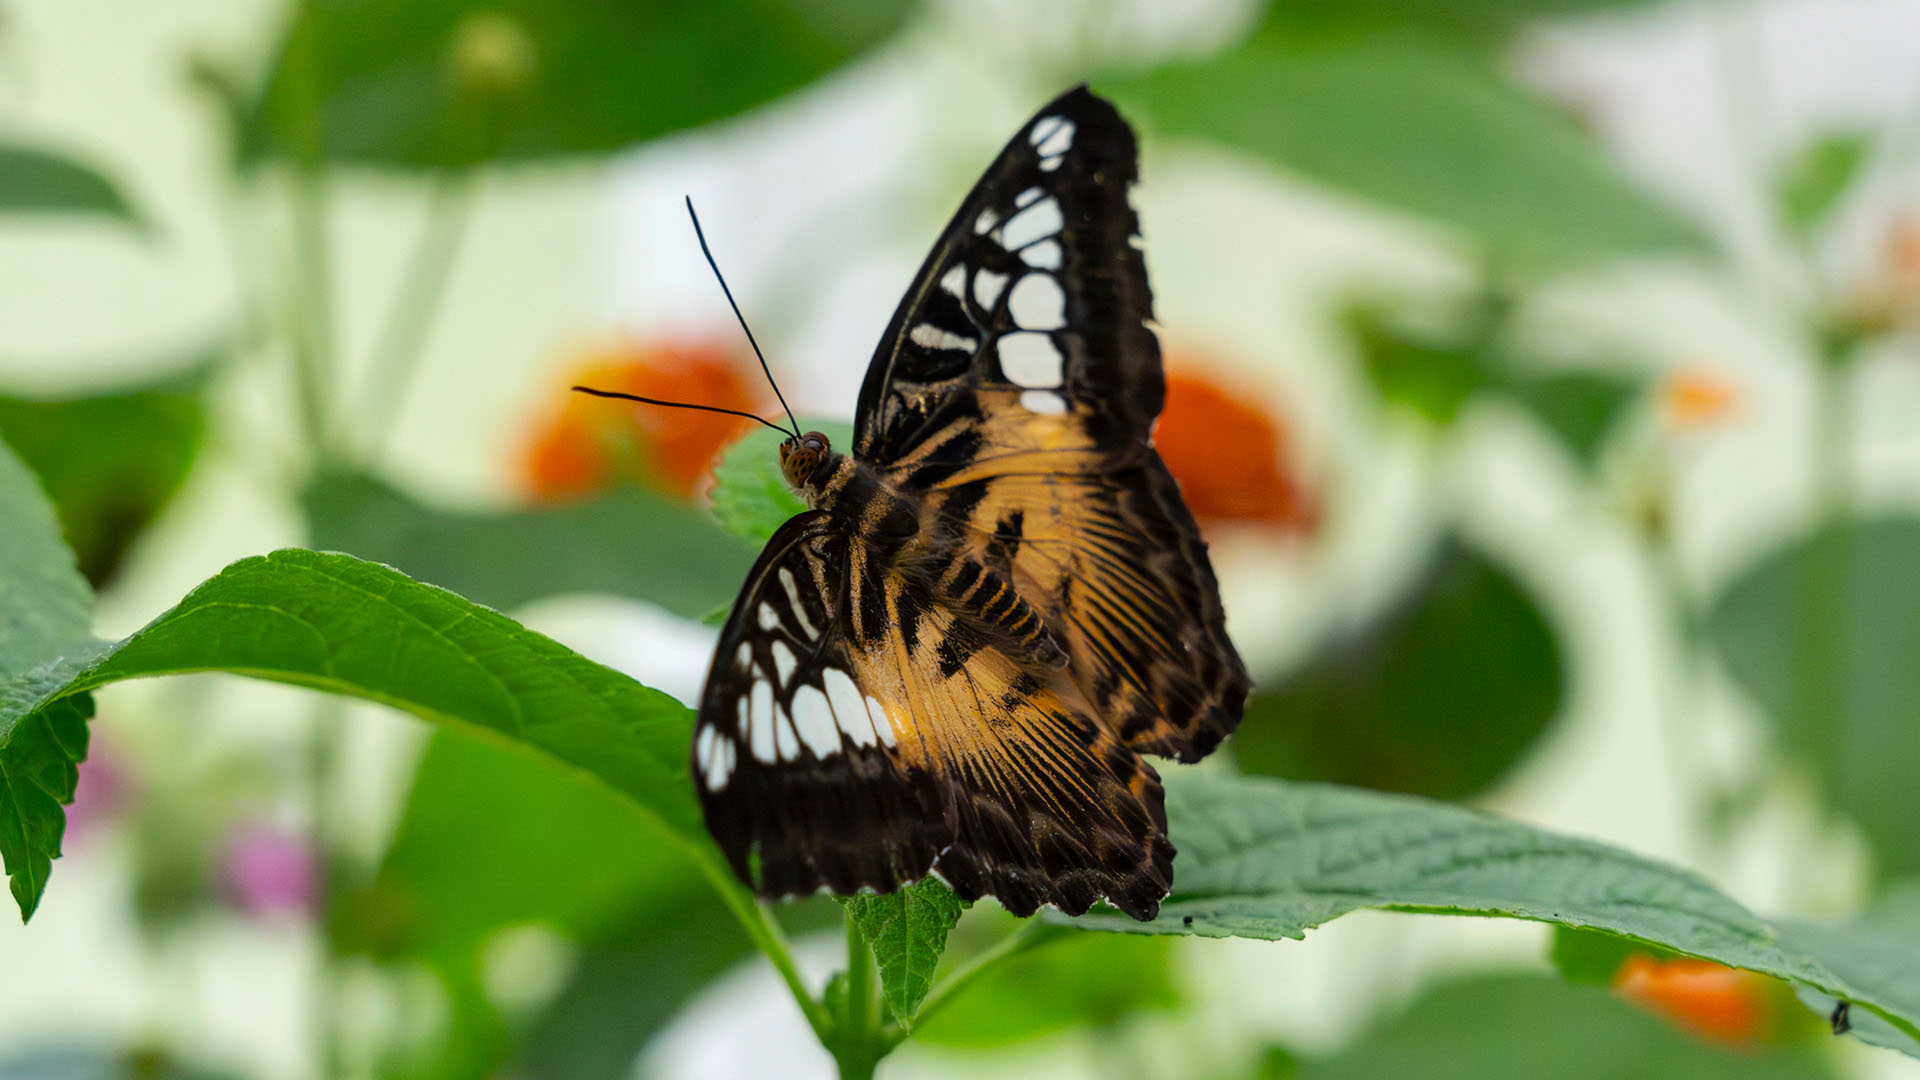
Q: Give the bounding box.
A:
[219,823,318,919]
[65,742,131,844]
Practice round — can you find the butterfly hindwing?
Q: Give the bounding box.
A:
[695,512,950,898]
[696,512,1173,918]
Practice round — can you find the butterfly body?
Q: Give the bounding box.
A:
[692,88,1250,922]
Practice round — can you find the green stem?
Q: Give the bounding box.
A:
[689,847,831,1041]
[837,910,880,1080]
[307,698,347,1078]
[347,167,479,458]
[287,165,338,465]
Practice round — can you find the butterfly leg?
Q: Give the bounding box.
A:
[939,555,1068,669]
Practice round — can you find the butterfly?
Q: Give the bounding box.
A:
[618,87,1248,921]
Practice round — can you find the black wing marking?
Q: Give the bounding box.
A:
[852,85,1162,466]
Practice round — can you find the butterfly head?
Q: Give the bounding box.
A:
[779,430,836,496]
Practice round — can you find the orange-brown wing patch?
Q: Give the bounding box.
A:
[918,391,1250,762]
[849,563,1172,919]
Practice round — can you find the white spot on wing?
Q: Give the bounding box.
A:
[973,268,1007,311]
[1010,273,1066,331]
[998,333,1063,389]
[790,686,840,757]
[909,323,977,353]
[1021,389,1069,414]
[939,264,966,297]
[866,695,898,746]
[1034,118,1075,157]
[1000,197,1062,250]
[734,643,752,670]
[756,604,779,632]
[695,725,716,770]
[975,207,1000,235]
[1015,185,1044,208]
[1040,154,1063,172]
[1022,239,1062,270]
[709,738,735,789]
[777,568,817,639]
[769,640,798,683]
[822,668,877,747]
[748,681,777,762]
[774,709,798,760]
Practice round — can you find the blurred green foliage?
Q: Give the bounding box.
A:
[0,367,208,587]
[1109,20,1705,274]
[912,932,1180,1048]
[1281,974,1836,1080]
[304,470,754,619]
[1775,132,1872,238]
[245,0,915,168]
[0,144,142,228]
[1235,535,1564,799]
[1709,516,1920,879]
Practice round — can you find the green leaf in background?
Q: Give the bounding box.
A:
[0,1046,244,1080]
[0,435,95,919]
[1707,516,1920,879]
[1109,26,1706,273]
[0,548,706,918]
[249,0,916,169]
[0,368,209,588]
[1779,883,1920,1058]
[1289,974,1836,1080]
[1234,535,1564,799]
[303,470,754,620]
[1068,771,1920,1053]
[1350,312,1489,426]
[842,878,967,1028]
[1350,308,1641,466]
[709,421,850,545]
[0,143,142,228]
[338,729,755,1079]
[1286,0,1669,34]
[1502,369,1641,468]
[1775,132,1872,237]
[913,932,1180,1048]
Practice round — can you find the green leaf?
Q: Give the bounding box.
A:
[841,877,967,1027]
[1292,0,1669,31]
[1778,885,1920,1058]
[913,932,1180,1048]
[0,143,141,227]
[1294,974,1837,1080]
[1068,771,1920,1052]
[1234,535,1564,799]
[1707,516,1920,878]
[1501,369,1641,468]
[1350,312,1490,425]
[708,421,851,544]
[303,470,754,620]
[0,436,93,675]
[1775,133,1871,237]
[248,0,916,169]
[1,548,706,918]
[1108,27,1706,273]
[0,435,95,920]
[0,367,209,588]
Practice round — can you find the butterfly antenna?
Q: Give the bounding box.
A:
[684,195,800,439]
[569,385,793,436]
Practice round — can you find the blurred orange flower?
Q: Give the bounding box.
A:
[1613,954,1774,1046]
[1154,362,1318,535]
[1660,367,1739,431]
[520,337,762,503]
